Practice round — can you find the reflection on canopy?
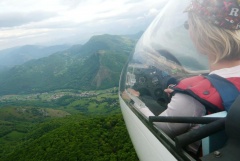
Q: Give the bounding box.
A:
[120,0,209,114]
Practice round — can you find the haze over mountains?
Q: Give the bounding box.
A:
[0,45,72,70]
[0,33,141,95]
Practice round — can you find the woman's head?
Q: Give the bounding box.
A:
[187,0,240,64]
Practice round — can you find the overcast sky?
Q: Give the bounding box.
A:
[0,0,167,50]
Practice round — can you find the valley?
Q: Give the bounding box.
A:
[0,87,119,114]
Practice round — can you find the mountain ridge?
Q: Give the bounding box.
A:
[0,34,138,95]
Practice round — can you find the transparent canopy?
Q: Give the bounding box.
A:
[120,0,209,115]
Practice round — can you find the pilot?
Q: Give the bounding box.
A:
[154,0,240,153]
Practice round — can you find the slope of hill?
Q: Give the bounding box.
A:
[0,89,125,159]
[0,34,137,95]
[0,44,72,69]
[2,113,138,161]
[0,106,72,160]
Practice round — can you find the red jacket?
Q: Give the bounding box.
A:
[173,76,240,113]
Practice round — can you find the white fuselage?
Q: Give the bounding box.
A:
[119,96,178,161]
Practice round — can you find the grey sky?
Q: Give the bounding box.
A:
[0,0,167,50]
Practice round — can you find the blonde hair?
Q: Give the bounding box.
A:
[188,13,240,63]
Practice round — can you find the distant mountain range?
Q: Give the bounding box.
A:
[0,33,141,95]
[0,44,72,70]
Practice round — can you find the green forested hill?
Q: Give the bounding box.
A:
[0,34,137,95]
[3,114,138,161]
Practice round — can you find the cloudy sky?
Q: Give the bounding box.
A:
[0,0,167,50]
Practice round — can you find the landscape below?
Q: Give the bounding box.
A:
[0,33,141,161]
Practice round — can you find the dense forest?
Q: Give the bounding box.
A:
[0,89,139,161]
[2,114,138,161]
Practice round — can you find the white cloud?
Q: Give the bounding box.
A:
[0,0,167,50]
